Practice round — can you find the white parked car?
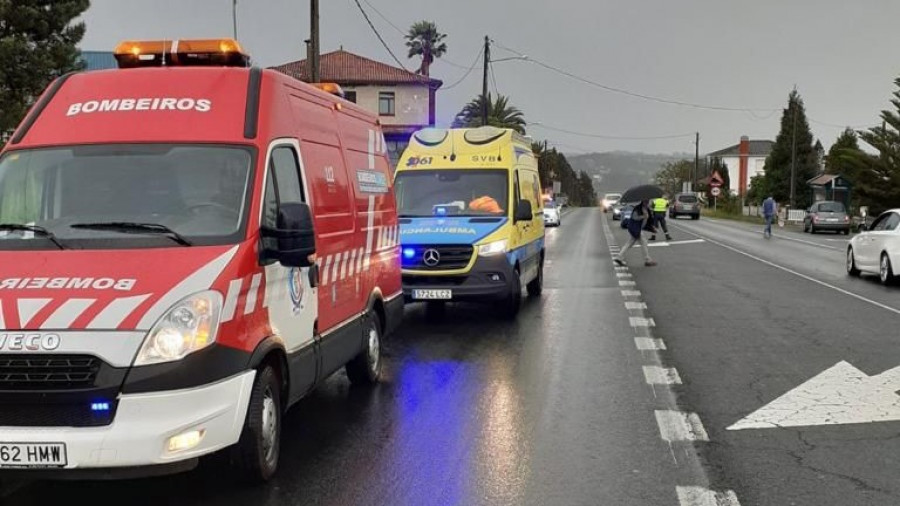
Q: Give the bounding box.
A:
[847,209,900,285]
[543,198,561,227]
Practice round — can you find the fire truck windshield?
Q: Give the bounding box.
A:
[0,144,253,249]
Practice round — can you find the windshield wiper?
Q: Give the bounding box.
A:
[0,223,66,250]
[69,222,192,246]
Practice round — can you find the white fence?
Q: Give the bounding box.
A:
[743,206,805,222]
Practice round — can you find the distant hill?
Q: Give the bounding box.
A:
[568,151,688,194]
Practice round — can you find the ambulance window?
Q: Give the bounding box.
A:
[263,146,305,229]
[271,147,305,204]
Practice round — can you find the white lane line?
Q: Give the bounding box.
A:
[617,272,633,278]
[621,290,641,297]
[691,218,841,251]
[630,316,655,327]
[619,280,637,287]
[625,301,647,310]
[655,410,709,442]
[676,486,742,506]
[647,239,706,248]
[673,224,900,317]
[615,266,629,272]
[635,337,666,350]
[643,366,683,385]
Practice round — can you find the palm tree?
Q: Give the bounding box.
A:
[452,94,527,134]
[405,21,447,77]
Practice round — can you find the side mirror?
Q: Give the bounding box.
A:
[514,199,533,222]
[261,202,316,268]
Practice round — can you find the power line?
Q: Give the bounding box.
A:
[439,46,484,91]
[489,59,499,96]
[493,40,779,114]
[359,0,472,70]
[530,122,696,140]
[351,0,429,83]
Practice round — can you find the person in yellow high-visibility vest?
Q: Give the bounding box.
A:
[650,196,672,241]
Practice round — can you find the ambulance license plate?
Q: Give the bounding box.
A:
[412,289,452,300]
[0,443,67,468]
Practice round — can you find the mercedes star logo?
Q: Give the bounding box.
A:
[423,248,441,267]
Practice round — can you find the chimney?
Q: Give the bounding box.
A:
[738,136,750,198]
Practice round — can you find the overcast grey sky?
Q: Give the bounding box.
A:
[79,0,900,155]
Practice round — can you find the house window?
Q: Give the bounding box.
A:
[344,91,357,104]
[379,92,395,116]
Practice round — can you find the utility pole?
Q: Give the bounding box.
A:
[790,100,798,208]
[482,35,490,126]
[310,0,320,83]
[232,0,238,39]
[694,132,700,192]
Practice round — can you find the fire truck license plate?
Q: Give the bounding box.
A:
[412,289,452,300]
[0,443,67,468]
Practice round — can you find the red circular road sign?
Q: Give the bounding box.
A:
[711,187,722,197]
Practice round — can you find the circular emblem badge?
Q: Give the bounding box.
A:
[288,267,304,312]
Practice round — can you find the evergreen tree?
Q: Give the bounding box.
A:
[845,78,900,214]
[761,90,818,209]
[825,128,864,177]
[0,0,90,140]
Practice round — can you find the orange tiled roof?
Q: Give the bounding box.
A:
[270,49,442,87]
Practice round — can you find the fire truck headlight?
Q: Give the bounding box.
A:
[134,291,223,366]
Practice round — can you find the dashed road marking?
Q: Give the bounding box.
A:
[619,280,637,287]
[654,410,709,442]
[643,366,682,385]
[629,316,655,327]
[635,337,666,350]
[625,301,647,310]
[617,272,633,278]
[676,486,742,506]
[621,290,642,297]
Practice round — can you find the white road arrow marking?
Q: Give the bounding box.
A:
[728,360,900,430]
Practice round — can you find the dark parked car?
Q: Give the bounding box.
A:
[669,193,700,220]
[804,201,850,234]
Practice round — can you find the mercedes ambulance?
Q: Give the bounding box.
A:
[0,39,402,481]
[395,127,544,318]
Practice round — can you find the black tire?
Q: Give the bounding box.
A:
[803,222,810,233]
[233,364,282,483]
[880,253,895,286]
[527,258,544,297]
[501,268,522,319]
[843,229,850,236]
[346,312,383,385]
[847,247,860,277]
[691,214,699,220]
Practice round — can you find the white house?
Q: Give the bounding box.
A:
[706,136,775,197]
[272,49,443,167]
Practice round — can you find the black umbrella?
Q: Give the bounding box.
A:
[621,184,664,203]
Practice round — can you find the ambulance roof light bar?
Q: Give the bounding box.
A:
[114,39,251,69]
[311,83,346,98]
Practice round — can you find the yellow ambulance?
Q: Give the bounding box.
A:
[395,127,545,318]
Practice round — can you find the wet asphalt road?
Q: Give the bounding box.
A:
[619,215,900,505]
[2,209,699,506]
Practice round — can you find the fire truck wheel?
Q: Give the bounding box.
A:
[233,364,282,482]
[346,312,383,385]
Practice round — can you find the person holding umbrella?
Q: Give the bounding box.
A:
[613,184,662,267]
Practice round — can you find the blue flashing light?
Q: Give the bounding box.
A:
[435,207,448,216]
[403,247,416,260]
[91,401,110,412]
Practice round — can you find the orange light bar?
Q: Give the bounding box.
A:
[113,38,250,68]
[311,83,346,98]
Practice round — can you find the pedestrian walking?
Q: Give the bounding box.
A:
[762,195,777,238]
[649,196,672,241]
[615,199,657,267]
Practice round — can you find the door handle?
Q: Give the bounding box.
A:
[308,264,320,288]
